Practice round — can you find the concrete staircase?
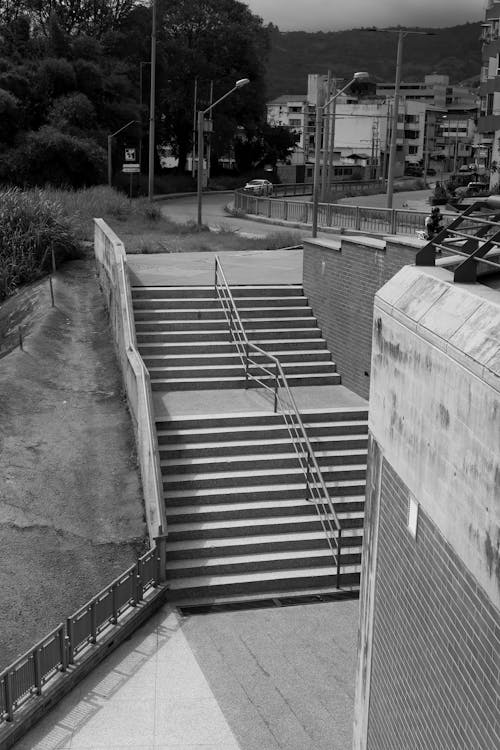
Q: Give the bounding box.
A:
[158,407,368,604]
[131,282,368,605]
[133,285,340,391]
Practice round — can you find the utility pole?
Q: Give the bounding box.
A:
[321,71,332,201]
[192,78,198,178]
[148,0,157,201]
[386,29,403,208]
[206,80,214,181]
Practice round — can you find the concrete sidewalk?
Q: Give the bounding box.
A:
[13,599,359,750]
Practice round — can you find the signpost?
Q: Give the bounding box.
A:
[122,148,140,199]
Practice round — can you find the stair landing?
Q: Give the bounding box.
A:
[153,384,367,420]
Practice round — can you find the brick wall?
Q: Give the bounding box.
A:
[367,456,500,750]
[302,237,417,399]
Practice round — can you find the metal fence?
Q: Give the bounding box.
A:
[0,547,160,725]
[234,190,452,237]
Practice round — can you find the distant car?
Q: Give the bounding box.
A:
[244,179,273,196]
[426,167,437,175]
[458,182,490,198]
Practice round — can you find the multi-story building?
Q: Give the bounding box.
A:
[478,0,500,187]
[266,72,478,183]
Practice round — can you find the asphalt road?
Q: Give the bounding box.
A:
[158,192,309,238]
[157,187,437,240]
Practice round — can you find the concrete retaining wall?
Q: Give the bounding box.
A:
[353,264,500,749]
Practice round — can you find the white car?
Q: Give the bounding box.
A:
[244,179,273,196]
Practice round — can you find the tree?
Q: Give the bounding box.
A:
[156,0,270,171]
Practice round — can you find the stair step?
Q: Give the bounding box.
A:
[131,285,305,299]
[166,528,363,558]
[152,373,341,390]
[162,449,367,472]
[134,306,313,319]
[133,296,310,310]
[149,361,337,379]
[157,418,368,439]
[165,483,366,505]
[167,547,361,577]
[144,351,332,368]
[160,434,368,458]
[169,583,359,608]
[139,339,329,354]
[165,497,364,523]
[135,317,318,331]
[167,565,361,600]
[166,513,364,542]
[164,463,366,490]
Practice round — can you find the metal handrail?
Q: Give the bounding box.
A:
[0,546,162,726]
[214,256,343,583]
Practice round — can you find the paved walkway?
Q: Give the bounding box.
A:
[13,249,364,749]
[14,599,359,750]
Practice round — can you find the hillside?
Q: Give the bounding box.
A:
[265,22,482,99]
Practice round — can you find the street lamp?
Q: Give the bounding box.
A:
[107,120,139,188]
[371,28,436,208]
[196,77,250,226]
[311,71,369,237]
[148,0,157,201]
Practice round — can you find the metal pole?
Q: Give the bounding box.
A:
[107,134,112,187]
[311,80,324,237]
[207,80,213,181]
[454,119,459,172]
[327,88,337,199]
[192,78,198,178]
[148,0,157,201]
[197,110,204,226]
[321,71,332,201]
[386,30,404,208]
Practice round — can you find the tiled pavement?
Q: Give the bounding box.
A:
[13,599,359,750]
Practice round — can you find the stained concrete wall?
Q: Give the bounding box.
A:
[353,264,500,749]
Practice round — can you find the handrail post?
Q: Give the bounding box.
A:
[305,454,311,501]
[214,257,218,290]
[244,341,249,389]
[111,583,118,624]
[33,647,42,695]
[273,361,279,413]
[5,671,13,721]
[90,602,97,643]
[336,527,343,590]
[59,625,68,672]
[66,618,74,664]
[136,560,143,603]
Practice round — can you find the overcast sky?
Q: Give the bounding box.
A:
[244,0,482,32]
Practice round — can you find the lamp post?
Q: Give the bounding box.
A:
[148,0,157,201]
[197,78,249,227]
[371,28,436,207]
[107,120,139,188]
[311,71,369,238]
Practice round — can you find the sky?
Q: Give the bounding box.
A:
[244,0,483,32]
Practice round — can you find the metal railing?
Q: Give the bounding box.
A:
[0,547,161,725]
[416,198,500,281]
[214,256,343,585]
[234,189,455,237]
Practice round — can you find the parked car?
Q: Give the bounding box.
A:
[244,179,273,196]
[404,164,423,177]
[426,167,437,175]
[456,182,490,199]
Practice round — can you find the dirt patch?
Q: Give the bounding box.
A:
[0,253,146,667]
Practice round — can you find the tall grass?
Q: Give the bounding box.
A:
[0,188,81,301]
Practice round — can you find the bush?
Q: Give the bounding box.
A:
[8,126,106,188]
[0,188,81,300]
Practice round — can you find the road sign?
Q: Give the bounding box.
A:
[124,148,137,162]
[122,163,140,173]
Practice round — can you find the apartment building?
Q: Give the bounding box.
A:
[478,0,500,186]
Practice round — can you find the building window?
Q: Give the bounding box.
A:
[488,93,494,116]
[408,145,419,154]
[289,119,301,127]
